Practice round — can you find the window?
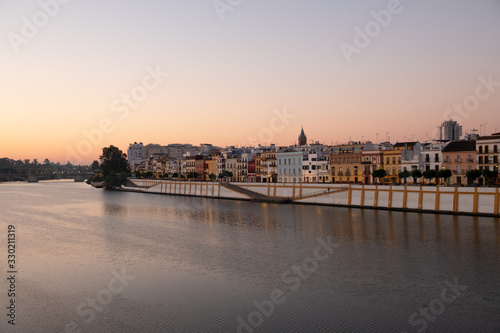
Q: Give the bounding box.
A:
[445,155,450,163]
[392,157,396,164]
[494,145,498,153]
[457,166,461,173]
[479,156,483,164]
[386,157,390,165]
[479,146,483,154]
[485,146,489,154]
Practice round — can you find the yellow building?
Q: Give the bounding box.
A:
[255,154,262,182]
[206,157,217,181]
[382,150,402,184]
[330,144,364,184]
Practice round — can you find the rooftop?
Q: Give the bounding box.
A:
[442,140,476,152]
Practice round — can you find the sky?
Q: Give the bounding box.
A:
[1,0,500,164]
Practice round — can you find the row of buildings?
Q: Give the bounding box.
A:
[127,124,499,186]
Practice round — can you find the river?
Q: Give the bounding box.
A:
[0,181,499,332]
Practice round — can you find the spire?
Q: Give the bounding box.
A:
[298,126,307,146]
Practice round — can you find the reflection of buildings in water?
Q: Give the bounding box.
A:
[473,217,482,260]
[103,202,128,217]
[452,216,462,258]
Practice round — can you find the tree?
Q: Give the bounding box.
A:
[410,169,422,185]
[398,169,411,185]
[372,169,387,184]
[135,171,142,178]
[172,172,179,179]
[91,160,100,171]
[43,158,51,165]
[437,169,452,185]
[187,172,199,180]
[423,169,438,184]
[100,145,129,189]
[209,173,216,181]
[482,169,499,186]
[466,169,482,184]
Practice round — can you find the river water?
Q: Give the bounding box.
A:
[0,181,499,332]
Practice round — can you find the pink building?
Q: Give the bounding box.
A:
[442,140,476,185]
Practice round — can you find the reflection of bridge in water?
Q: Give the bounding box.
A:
[0,172,92,183]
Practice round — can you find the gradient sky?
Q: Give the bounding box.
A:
[1,0,500,164]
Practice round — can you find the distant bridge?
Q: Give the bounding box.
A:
[0,172,92,183]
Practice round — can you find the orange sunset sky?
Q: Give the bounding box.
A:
[1,0,500,164]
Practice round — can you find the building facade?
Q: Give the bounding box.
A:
[277,152,303,183]
[442,140,476,186]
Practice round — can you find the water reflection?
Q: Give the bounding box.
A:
[1,182,499,332]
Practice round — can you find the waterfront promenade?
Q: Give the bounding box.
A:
[125,180,500,217]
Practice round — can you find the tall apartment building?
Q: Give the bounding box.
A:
[439,120,462,141]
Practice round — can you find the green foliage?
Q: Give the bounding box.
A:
[91,160,100,170]
[218,170,233,181]
[372,169,387,184]
[437,169,452,181]
[398,169,411,185]
[410,169,422,184]
[99,145,129,188]
[209,173,216,181]
[172,172,179,178]
[482,169,499,185]
[466,169,482,183]
[187,172,199,179]
[423,169,438,181]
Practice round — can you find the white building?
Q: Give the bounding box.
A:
[127,142,146,171]
[420,142,446,172]
[277,152,303,183]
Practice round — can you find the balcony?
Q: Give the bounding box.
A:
[467,159,474,163]
[454,159,462,163]
[338,171,343,176]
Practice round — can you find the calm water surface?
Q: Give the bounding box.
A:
[0,181,499,332]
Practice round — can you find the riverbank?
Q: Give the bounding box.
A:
[120,179,500,218]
